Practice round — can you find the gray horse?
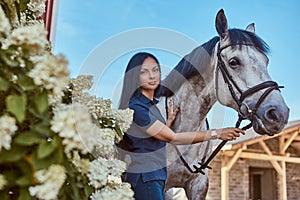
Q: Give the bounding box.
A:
[157,9,289,200]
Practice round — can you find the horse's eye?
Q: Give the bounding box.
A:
[228,58,240,67]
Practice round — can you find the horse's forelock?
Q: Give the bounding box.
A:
[228,28,270,54]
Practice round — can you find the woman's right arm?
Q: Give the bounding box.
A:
[146,120,244,145]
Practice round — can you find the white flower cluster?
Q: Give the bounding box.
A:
[0,174,7,190]
[70,76,112,115]
[70,150,133,200]
[87,158,109,188]
[69,76,99,112]
[0,6,11,37]
[27,0,46,19]
[90,183,134,200]
[19,0,45,27]
[28,53,69,104]
[1,0,45,28]
[87,158,126,189]
[5,23,48,55]
[111,108,134,133]
[0,114,18,151]
[94,128,115,158]
[51,103,102,155]
[94,98,113,117]
[106,159,127,177]
[70,76,134,142]
[29,164,66,200]
[69,75,93,97]
[70,151,91,175]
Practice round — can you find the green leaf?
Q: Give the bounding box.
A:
[33,90,49,113]
[37,137,59,159]
[32,147,63,170]
[16,158,33,175]
[13,158,33,188]
[14,131,44,146]
[19,0,30,12]
[17,74,36,91]
[114,126,123,140]
[0,77,10,91]
[31,125,51,137]
[0,144,28,163]
[16,175,32,186]
[6,94,27,123]
[0,52,19,67]
[0,191,9,200]
[18,188,32,200]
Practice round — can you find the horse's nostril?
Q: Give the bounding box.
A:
[265,108,280,122]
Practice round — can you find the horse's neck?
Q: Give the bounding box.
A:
[163,49,219,172]
[166,68,218,171]
[172,67,217,132]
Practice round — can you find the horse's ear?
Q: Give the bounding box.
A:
[215,9,229,40]
[246,23,255,33]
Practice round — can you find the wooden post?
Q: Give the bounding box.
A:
[279,161,287,200]
[221,148,243,200]
[279,136,288,200]
[221,164,228,200]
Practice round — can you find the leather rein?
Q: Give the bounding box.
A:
[171,42,283,174]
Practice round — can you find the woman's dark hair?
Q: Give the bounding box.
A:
[118,52,160,109]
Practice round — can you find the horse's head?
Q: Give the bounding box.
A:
[214,9,289,136]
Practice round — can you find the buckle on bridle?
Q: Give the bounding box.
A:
[239,102,253,119]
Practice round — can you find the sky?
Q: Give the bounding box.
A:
[53,0,300,128]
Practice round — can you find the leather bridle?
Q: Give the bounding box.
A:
[175,42,284,174]
[215,42,283,127]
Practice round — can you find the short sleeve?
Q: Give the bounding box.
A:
[132,106,151,127]
[129,102,159,131]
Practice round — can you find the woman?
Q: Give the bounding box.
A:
[118,52,244,200]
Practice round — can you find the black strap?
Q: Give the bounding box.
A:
[240,81,279,102]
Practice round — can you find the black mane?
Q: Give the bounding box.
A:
[156,28,269,97]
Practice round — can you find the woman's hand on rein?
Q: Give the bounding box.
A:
[216,127,245,141]
[166,98,180,127]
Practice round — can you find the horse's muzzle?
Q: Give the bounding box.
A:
[251,105,290,136]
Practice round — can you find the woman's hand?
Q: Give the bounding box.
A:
[166,98,180,127]
[215,127,245,141]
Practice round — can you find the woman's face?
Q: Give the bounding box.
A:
[139,56,160,92]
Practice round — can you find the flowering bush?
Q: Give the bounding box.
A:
[0,1,133,199]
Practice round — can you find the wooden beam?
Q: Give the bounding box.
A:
[231,135,268,149]
[279,135,285,154]
[282,131,299,153]
[223,151,300,164]
[259,140,283,176]
[226,147,243,171]
[232,126,300,150]
[239,148,298,157]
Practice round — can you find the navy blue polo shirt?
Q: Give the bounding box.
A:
[123,92,167,187]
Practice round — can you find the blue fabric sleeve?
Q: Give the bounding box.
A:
[129,102,159,132]
[132,105,151,127]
